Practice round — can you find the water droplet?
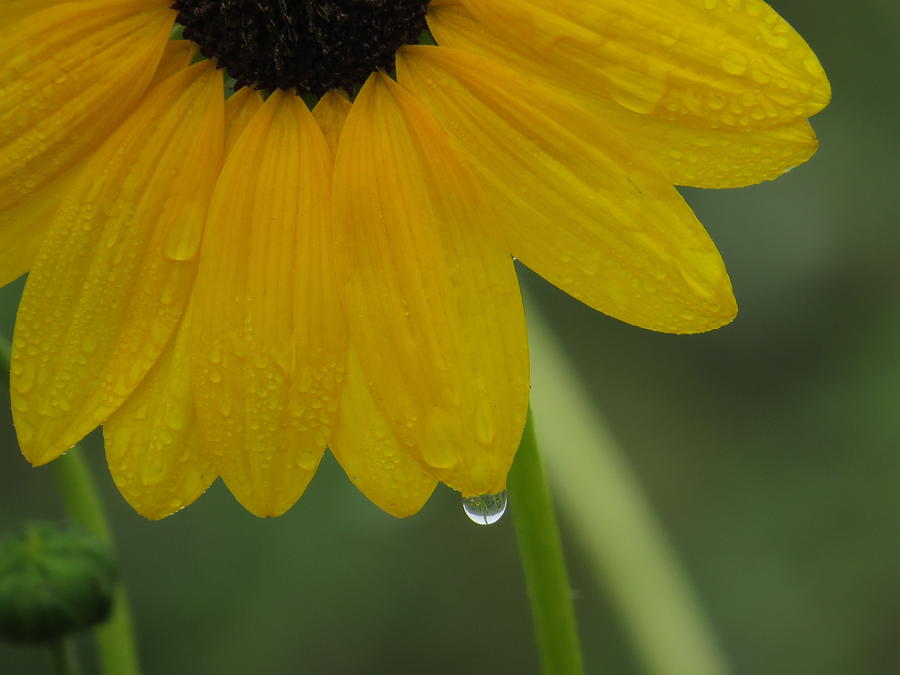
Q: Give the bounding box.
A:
[720,50,748,76]
[422,443,458,469]
[462,491,508,526]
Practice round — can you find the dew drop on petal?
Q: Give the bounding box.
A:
[462,491,508,526]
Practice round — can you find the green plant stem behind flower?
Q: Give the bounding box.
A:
[50,638,82,675]
[527,303,731,675]
[509,408,585,675]
[52,455,141,675]
[0,335,9,375]
[0,333,141,675]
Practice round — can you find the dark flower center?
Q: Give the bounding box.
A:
[172,0,430,95]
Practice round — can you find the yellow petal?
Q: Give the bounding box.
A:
[0,170,73,287]
[1,1,71,26]
[311,86,434,515]
[0,30,201,287]
[1,1,170,26]
[11,61,224,465]
[146,39,198,90]
[638,119,818,189]
[223,87,265,158]
[312,88,433,517]
[398,46,736,333]
[0,0,174,211]
[455,0,829,130]
[333,73,529,497]
[104,312,216,520]
[312,90,353,157]
[428,0,819,189]
[331,349,437,518]
[191,92,346,517]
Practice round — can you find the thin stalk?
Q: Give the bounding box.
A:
[509,408,585,675]
[49,639,82,675]
[0,333,141,675]
[52,455,142,675]
[53,453,113,544]
[0,333,9,373]
[527,302,731,675]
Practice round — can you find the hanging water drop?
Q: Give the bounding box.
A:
[462,490,508,526]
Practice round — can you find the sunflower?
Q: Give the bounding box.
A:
[1,0,829,520]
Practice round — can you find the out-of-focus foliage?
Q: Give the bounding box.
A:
[0,0,897,672]
[0,523,116,644]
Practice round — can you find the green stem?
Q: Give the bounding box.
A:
[527,303,731,675]
[509,408,585,675]
[0,333,141,675]
[0,333,9,374]
[49,639,82,675]
[53,454,113,544]
[52,454,142,675]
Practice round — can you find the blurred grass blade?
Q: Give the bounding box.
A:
[526,299,731,675]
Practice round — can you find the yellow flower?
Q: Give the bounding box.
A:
[1,0,829,519]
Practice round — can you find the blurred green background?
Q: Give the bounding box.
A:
[1,0,898,673]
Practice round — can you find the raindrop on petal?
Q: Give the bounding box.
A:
[462,491,508,526]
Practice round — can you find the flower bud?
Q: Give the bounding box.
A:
[0,522,117,643]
